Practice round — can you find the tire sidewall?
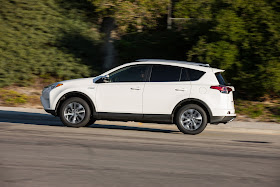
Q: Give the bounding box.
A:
[85,118,96,127]
[175,104,207,135]
[60,97,91,127]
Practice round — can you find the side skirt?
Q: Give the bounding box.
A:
[94,112,173,124]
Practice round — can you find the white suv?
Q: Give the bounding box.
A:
[41,59,236,135]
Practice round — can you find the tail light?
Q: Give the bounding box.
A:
[210,85,232,94]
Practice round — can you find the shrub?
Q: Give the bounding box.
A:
[0,0,103,87]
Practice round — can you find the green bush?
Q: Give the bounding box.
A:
[0,0,103,87]
[115,30,188,65]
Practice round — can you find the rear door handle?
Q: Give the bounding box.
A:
[175,88,187,91]
[130,87,140,90]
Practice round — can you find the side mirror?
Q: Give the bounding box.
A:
[95,75,110,83]
[103,75,110,83]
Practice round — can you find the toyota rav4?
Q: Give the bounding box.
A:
[41,59,236,135]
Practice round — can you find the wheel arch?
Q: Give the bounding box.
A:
[172,98,212,123]
[55,91,96,117]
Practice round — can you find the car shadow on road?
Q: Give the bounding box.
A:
[88,124,178,133]
[0,110,63,126]
[0,110,178,134]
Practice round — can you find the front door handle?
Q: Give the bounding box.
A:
[130,87,140,90]
[175,88,187,91]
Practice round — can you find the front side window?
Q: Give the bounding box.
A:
[150,65,181,82]
[109,65,149,82]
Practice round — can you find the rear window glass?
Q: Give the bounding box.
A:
[150,65,181,82]
[180,68,190,81]
[215,72,227,85]
[188,69,205,81]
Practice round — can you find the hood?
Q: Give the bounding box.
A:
[60,77,96,85]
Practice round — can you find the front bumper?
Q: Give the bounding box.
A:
[45,109,56,116]
[40,96,50,109]
[210,115,236,124]
[41,96,57,116]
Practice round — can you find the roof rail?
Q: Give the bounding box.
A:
[136,59,210,67]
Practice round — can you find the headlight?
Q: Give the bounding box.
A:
[44,83,63,90]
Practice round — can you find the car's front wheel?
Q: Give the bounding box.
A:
[85,118,96,127]
[59,97,91,127]
[175,104,207,135]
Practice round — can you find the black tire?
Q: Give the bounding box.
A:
[85,118,96,127]
[175,104,207,135]
[59,97,91,128]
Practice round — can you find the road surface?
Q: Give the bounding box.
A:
[0,108,279,187]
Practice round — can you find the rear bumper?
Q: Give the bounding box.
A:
[210,115,236,124]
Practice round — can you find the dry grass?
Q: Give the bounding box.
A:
[0,88,42,108]
[0,77,60,108]
[235,99,280,123]
[0,81,46,108]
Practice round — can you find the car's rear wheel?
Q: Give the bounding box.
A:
[60,97,91,127]
[175,104,207,135]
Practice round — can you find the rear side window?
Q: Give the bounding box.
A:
[180,68,190,81]
[188,69,205,81]
[215,72,227,85]
[150,65,181,82]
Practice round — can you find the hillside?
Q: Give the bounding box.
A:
[0,0,102,87]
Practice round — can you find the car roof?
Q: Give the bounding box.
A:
[136,59,210,67]
[102,59,224,76]
[134,59,224,73]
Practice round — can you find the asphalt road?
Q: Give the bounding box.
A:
[0,108,279,187]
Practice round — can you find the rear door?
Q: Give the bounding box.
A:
[143,65,191,115]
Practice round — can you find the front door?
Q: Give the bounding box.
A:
[95,64,149,114]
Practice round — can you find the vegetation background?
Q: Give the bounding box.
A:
[0,0,279,122]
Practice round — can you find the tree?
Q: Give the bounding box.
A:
[91,0,169,33]
[174,0,280,99]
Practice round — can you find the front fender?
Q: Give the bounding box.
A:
[50,87,96,111]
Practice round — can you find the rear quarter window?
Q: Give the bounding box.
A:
[215,72,227,85]
[188,69,205,81]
